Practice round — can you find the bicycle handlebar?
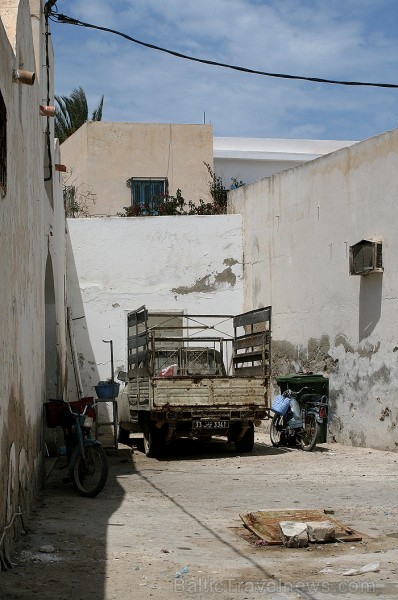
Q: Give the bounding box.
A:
[65,402,89,416]
[283,386,310,397]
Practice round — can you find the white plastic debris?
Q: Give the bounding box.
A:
[319,562,380,576]
[319,567,336,574]
[342,562,380,576]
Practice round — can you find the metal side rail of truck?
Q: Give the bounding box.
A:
[117,306,272,457]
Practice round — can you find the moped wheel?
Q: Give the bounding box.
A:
[270,414,284,447]
[299,414,320,452]
[72,445,108,497]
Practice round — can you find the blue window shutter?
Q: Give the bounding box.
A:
[132,180,166,210]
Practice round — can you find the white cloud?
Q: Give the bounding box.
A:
[52,0,398,140]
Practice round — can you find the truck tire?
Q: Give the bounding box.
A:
[143,423,164,458]
[118,426,131,445]
[234,425,254,453]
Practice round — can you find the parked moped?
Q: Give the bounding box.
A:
[45,398,108,497]
[270,387,328,451]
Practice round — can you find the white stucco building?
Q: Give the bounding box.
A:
[228,127,398,450]
[214,136,357,187]
[59,121,357,216]
[0,0,67,558]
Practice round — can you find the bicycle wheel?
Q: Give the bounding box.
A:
[299,413,319,452]
[270,414,284,447]
[72,445,108,497]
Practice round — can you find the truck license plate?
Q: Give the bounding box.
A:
[192,420,229,429]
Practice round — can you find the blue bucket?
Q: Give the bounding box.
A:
[95,383,120,399]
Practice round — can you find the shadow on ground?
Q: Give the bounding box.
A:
[0,449,131,600]
[127,436,329,461]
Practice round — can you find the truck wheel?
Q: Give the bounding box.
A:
[118,426,131,445]
[234,425,254,453]
[143,424,164,458]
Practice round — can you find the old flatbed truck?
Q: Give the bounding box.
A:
[117,306,271,456]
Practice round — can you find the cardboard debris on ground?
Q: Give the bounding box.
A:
[240,509,363,545]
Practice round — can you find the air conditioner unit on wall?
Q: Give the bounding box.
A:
[349,239,383,276]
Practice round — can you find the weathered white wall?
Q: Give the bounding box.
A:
[60,122,214,216]
[66,216,243,394]
[229,128,398,450]
[0,0,67,555]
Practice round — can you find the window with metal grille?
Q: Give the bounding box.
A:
[129,178,167,211]
[0,90,6,196]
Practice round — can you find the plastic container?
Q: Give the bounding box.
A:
[44,397,96,427]
[44,400,67,428]
[271,394,290,415]
[95,383,120,399]
[276,373,329,396]
[69,396,96,420]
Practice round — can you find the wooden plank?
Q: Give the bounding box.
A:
[233,307,271,328]
[233,350,264,364]
[153,377,267,407]
[240,509,362,544]
[233,365,266,377]
[128,333,148,350]
[127,367,149,379]
[233,332,267,351]
[127,308,148,326]
[128,349,148,367]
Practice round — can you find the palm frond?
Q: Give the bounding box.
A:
[54,87,104,143]
[92,95,104,121]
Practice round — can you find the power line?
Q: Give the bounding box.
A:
[49,11,398,90]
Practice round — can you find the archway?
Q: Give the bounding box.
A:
[45,254,58,399]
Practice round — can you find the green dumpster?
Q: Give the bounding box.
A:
[276,373,329,443]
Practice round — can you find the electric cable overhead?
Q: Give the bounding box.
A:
[48,10,398,90]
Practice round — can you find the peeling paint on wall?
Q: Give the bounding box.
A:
[271,333,398,450]
[272,335,334,380]
[223,257,239,266]
[334,335,381,358]
[171,267,237,295]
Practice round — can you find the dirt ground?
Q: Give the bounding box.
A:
[0,430,397,599]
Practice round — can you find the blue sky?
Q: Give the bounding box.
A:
[50,0,398,141]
